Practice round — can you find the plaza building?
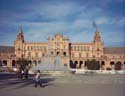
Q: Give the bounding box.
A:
[0,28,125,70]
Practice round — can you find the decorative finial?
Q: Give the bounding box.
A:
[19,26,23,33]
[92,21,98,31]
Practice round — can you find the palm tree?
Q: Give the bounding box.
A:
[16,58,29,71]
[85,59,100,70]
[115,61,122,70]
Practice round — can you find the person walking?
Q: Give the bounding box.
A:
[34,70,43,88]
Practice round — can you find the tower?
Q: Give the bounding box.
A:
[16,27,24,42]
[14,27,25,58]
[94,29,101,43]
[93,29,104,58]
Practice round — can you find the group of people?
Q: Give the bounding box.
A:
[18,69,43,88]
[18,68,29,80]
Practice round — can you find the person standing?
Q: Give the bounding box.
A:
[21,69,24,80]
[17,70,22,80]
[24,68,29,80]
[34,70,43,88]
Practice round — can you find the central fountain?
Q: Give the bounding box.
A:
[32,55,69,75]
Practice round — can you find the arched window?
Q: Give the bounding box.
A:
[97,48,100,51]
[74,61,78,68]
[51,51,53,55]
[101,61,105,66]
[38,60,41,64]
[77,46,79,51]
[115,61,122,70]
[3,60,7,66]
[110,61,115,65]
[57,52,60,55]
[27,46,29,50]
[84,46,86,51]
[31,46,33,50]
[79,61,83,68]
[28,52,31,57]
[74,46,76,51]
[33,60,37,66]
[63,52,66,56]
[28,60,32,64]
[87,47,89,51]
[81,46,83,51]
[12,60,16,67]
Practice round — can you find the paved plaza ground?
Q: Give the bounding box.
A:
[0,73,125,96]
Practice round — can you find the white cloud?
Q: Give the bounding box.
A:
[72,19,92,29]
[96,17,108,24]
[95,17,120,25]
[79,7,102,18]
[33,2,80,20]
[120,18,125,24]
[17,21,69,42]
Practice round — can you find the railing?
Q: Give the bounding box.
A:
[69,68,125,74]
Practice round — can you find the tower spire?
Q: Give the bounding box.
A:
[19,26,23,33]
[16,26,24,42]
[92,21,101,43]
[94,29,101,43]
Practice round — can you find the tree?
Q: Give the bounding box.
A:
[85,59,100,70]
[115,61,122,70]
[16,58,29,71]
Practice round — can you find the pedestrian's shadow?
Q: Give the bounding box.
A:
[0,79,29,89]
[0,77,55,89]
[14,77,55,89]
[41,78,55,87]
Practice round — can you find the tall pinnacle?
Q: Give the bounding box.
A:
[17,26,24,42]
[19,26,23,33]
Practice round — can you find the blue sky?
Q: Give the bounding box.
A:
[0,0,124,47]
